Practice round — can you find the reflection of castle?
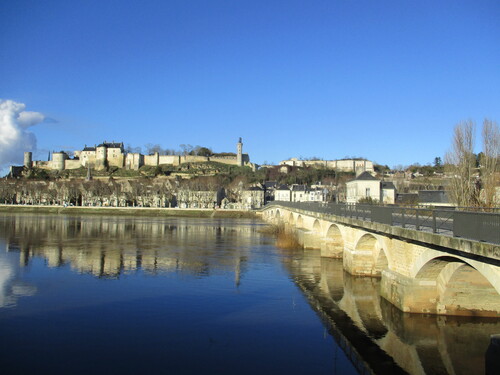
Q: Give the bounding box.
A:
[24,138,252,171]
[283,251,500,375]
[1,215,258,283]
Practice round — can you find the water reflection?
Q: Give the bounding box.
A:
[1,213,498,374]
[0,214,261,280]
[282,249,500,375]
[0,214,352,375]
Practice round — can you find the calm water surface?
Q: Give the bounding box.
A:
[0,214,498,375]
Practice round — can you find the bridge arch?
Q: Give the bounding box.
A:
[324,224,344,258]
[287,212,295,226]
[350,233,388,277]
[415,256,500,317]
[296,215,304,229]
[312,219,321,233]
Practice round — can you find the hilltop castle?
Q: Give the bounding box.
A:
[24,138,253,171]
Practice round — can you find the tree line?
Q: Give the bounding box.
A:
[445,119,499,208]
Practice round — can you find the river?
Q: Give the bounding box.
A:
[0,214,498,374]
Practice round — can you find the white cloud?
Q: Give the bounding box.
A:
[0,99,46,168]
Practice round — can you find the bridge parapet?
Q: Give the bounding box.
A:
[264,202,500,263]
[265,201,500,243]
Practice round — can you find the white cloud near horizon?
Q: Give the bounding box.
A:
[0,99,46,169]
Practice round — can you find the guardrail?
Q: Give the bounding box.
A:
[265,201,500,245]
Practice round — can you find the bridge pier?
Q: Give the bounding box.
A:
[380,269,438,314]
[295,229,320,249]
[320,238,343,258]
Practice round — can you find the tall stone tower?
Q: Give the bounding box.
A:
[237,137,243,166]
[24,152,32,168]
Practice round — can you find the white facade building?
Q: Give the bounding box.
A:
[275,185,291,202]
[346,172,396,204]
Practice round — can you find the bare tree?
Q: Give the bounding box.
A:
[179,144,194,156]
[481,119,500,207]
[126,144,142,154]
[145,143,164,155]
[445,120,478,207]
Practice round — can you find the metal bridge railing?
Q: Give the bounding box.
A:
[265,201,500,245]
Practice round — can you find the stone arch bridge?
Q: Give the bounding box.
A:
[261,202,500,317]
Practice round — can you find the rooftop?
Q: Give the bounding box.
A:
[354,171,379,181]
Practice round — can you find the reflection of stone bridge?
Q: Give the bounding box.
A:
[262,203,500,317]
[283,253,500,375]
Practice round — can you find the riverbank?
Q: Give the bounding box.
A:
[0,204,258,218]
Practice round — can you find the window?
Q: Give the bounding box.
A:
[365,188,370,197]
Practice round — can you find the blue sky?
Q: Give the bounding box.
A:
[1,0,499,170]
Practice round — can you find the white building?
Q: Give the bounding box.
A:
[346,172,396,204]
[291,185,308,202]
[275,185,291,202]
[308,187,326,202]
[241,186,265,209]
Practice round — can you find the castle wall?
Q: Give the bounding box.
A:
[106,148,124,168]
[280,159,374,172]
[334,160,355,171]
[210,157,239,165]
[158,155,180,166]
[333,160,374,172]
[181,155,210,164]
[80,151,96,167]
[64,160,82,170]
[33,161,52,170]
[125,153,143,170]
[143,154,160,166]
[107,154,124,168]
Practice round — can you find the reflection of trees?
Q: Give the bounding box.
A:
[282,252,500,375]
[0,215,256,280]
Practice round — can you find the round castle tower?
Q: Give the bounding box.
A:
[24,152,32,168]
[52,152,67,171]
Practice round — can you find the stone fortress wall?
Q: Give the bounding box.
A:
[280,158,374,173]
[27,139,252,171]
